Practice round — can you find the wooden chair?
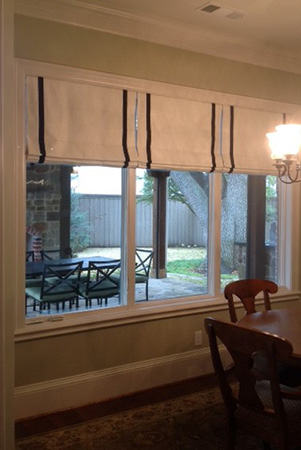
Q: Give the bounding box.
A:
[135,248,154,301]
[80,260,121,307]
[224,279,278,323]
[224,278,301,387]
[205,317,301,450]
[25,261,83,311]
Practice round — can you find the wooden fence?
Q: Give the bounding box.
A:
[77,194,206,248]
[76,194,276,249]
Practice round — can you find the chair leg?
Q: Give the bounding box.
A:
[225,416,236,450]
[146,281,149,301]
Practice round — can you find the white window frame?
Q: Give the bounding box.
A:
[15,59,301,340]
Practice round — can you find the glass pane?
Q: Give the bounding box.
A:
[25,164,123,317]
[135,169,208,302]
[220,174,278,290]
[221,174,247,289]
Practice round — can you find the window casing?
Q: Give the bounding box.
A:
[16,60,301,335]
[24,163,288,319]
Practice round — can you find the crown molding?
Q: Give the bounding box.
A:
[15,0,301,75]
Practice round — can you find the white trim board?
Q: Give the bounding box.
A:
[14,347,229,420]
[17,58,301,115]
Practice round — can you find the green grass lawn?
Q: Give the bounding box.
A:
[77,246,238,286]
[166,258,205,276]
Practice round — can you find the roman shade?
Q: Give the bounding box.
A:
[26,76,137,167]
[220,105,284,175]
[135,93,220,172]
[135,93,284,175]
[25,75,286,175]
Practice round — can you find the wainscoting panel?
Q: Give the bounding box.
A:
[14,346,229,420]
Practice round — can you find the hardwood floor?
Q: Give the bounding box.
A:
[15,374,217,440]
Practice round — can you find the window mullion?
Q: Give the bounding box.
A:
[207,172,222,296]
[122,167,136,307]
[277,181,294,289]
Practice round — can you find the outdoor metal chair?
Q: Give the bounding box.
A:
[26,251,34,262]
[25,261,83,312]
[135,248,154,301]
[79,260,121,307]
[205,317,301,450]
[25,251,43,310]
[41,247,73,260]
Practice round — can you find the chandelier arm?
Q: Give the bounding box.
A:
[278,176,301,184]
[279,161,301,184]
[287,163,301,182]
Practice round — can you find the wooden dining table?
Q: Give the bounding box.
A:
[238,308,301,366]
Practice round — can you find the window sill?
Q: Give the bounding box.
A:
[15,288,301,342]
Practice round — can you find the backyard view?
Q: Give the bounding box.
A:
[26,163,278,315]
[72,168,277,299]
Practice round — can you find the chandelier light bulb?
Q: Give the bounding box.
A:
[266,131,285,160]
[266,123,301,184]
[275,124,301,156]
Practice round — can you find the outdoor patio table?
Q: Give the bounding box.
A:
[26,256,118,278]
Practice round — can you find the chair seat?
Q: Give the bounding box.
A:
[25,278,43,288]
[79,280,119,299]
[25,285,79,302]
[135,274,148,283]
[235,380,301,447]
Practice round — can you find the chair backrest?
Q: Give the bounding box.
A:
[135,248,154,277]
[26,250,34,262]
[224,279,278,323]
[204,317,293,447]
[41,247,73,261]
[41,261,83,299]
[84,260,121,296]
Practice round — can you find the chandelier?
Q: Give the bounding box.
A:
[266,124,301,184]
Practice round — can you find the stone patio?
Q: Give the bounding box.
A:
[26,275,206,318]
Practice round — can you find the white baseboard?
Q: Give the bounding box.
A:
[15,347,228,421]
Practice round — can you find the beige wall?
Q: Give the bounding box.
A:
[15,300,299,387]
[14,15,301,391]
[15,15,301,105]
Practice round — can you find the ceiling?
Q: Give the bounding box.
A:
[16,0,301,74]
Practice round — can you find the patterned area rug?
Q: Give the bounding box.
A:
[16,387,263,449]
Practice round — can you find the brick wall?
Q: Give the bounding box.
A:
[26,164,61,251]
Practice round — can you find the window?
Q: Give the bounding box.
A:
[25,164,124,317]
[19,61,298,332]
[25,163,282,320]
[135,169,209,301]
[220,174,278,289]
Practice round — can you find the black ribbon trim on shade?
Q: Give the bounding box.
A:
[122,90,130,168]
[38,77,46,164]
[210,103,216,173]
[228,105,235,174]
[146,93,152,169]
[283,113,287,124]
